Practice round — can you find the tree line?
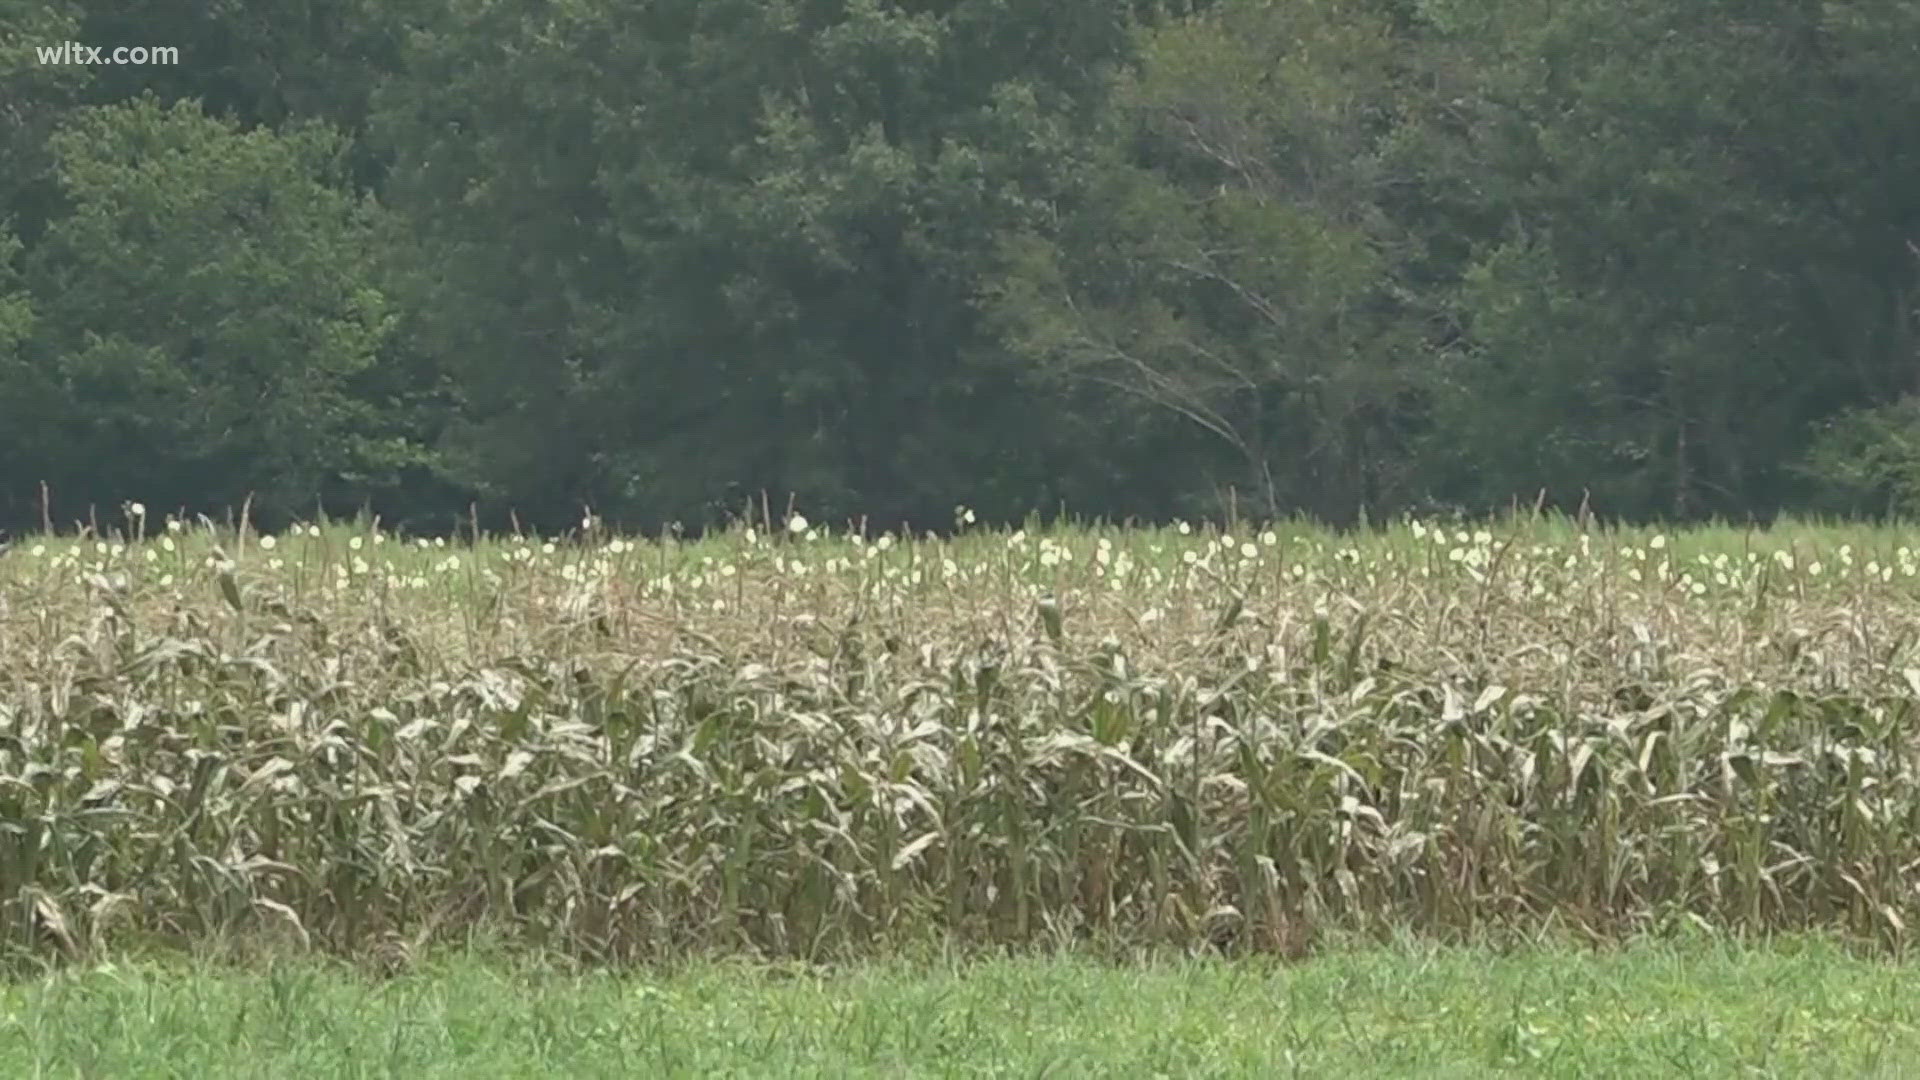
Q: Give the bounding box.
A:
[3,0,1917,535]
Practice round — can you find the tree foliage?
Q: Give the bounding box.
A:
[2,0,1919,530]
[1415,0,1920,518]
[17,99,415,523]
[374,0,1144,529]
[990,0,1431,521]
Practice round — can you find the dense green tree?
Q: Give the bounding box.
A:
[0,0,1917,532]
[0,1,78,521]
[0,0,87,238]
[0,228,34,521]
[376,0,1148,531]
[17,98,423,525]
[71,0,422,136]
[1410,0,1920,519]
[989,0,1434,521]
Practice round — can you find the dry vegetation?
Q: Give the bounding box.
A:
[3,504,1920,968]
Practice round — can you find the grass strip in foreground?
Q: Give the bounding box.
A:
[2,936,1917,1078]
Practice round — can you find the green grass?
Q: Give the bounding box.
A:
[4,936,1919,1077]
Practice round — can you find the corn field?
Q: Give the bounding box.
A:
[4,505,1920,967]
